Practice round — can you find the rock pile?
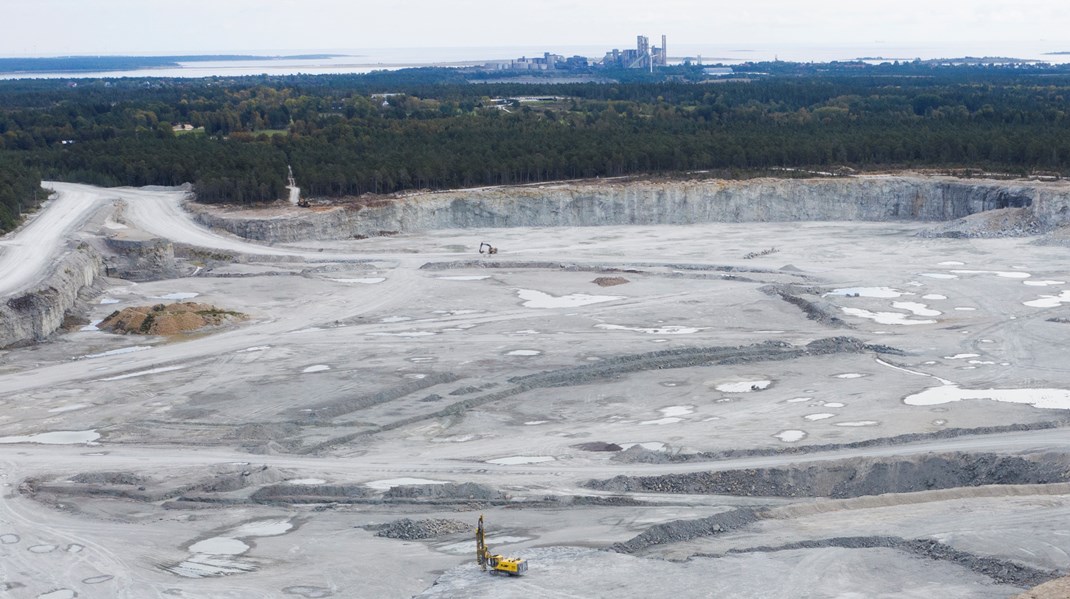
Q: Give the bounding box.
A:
[592,277,629,287]
[589,452,1070,498]
[372,518,471,539]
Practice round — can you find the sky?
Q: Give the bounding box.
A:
[5,0,1069,56]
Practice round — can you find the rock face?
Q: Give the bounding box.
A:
[192,176,1069,243]
[0,243,102,348]
[105,230,179,281]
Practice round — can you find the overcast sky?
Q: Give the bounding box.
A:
[5,0,1069,56]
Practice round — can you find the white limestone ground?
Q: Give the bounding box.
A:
[5,183,1070,598]
[365,478,447,490]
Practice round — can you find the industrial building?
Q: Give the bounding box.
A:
[484,35,666,72]
[601,35,668,70]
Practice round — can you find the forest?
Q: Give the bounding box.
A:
[1,62,1070,232]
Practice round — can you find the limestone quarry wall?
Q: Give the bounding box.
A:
[0,243,103,348]
[192,176,1070,243]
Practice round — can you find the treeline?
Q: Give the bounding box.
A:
[0,154,44,231]
[0,65,1069,227]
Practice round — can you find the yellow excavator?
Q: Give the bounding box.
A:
[476,514,527,576]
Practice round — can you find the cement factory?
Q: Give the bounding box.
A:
[483,34,669,72]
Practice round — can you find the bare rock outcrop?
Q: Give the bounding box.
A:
[0,242,102,348]
[192,176,1070,243]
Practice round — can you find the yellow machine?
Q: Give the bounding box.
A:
[476,515,527,576]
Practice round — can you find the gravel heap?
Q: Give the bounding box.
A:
[373,518,471,540]
[589,452,1070,498]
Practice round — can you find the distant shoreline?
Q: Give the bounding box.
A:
[0,54,347,74]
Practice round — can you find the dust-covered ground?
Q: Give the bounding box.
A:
[2,185,1070,598]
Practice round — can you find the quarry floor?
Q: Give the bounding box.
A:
[1,184,1070,597]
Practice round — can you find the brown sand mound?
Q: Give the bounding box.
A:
[1015,576,1070,599]
[99,302,246,335]
[593,277,630,287]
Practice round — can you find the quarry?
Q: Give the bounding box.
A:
[2,174,1070,598]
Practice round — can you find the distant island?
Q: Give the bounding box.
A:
[1046,51,1070,55]
[0,54,344,74]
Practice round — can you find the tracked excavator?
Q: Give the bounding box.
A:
[479,242,498,255]
[476,515,527,576]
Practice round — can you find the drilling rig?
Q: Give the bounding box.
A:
[475,515,527,576]
[287,165,309,207]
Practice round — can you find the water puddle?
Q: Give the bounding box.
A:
[1024,290,1070,308]
[77,345,151,360]
[920,273,958,279]
[785,397,813,403]
[874,358,954,385]
[658,405,694,418]
[437,275,490,281]
[381,316,412,323]
[892,302,941,317]
[715,380,771,393]
[595,324,700,335]
[804,413,836,421]
[506,350,541,356]
[99,297,121,304]
[640,417,683,425]
[1024,280,1065,287]
[841,307,935,326]
[825,287,908,298]
[904,385,1070,409]
[47,404,89,414]
[235,346,271,353]
[950,269,1031,279]
[189,538,248,555]
[823,402,846,408]
[835,421,880,427]
[922,294,947,300]
[37,590,76,599]
[516,289,622,309]
[365,478,446,491]
[0,430,100,445]
[80,319,104,332]
[938,261,965,266]
[486,456,555,465]
[169,519,294,579]
[523,420,548,426]
[155,292,199,300]
[301,365,330,373]
[834,373,865,379]
[954,307,977,311]
[286,478,326,485]
[329,277,384,284]
[774,430,807,442]
[944,353,979,359]
[99,365,187,381]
